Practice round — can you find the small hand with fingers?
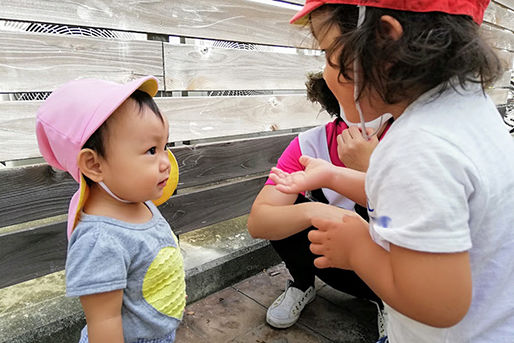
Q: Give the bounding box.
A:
[269,155,335,194]
[337,126,379,172]
[308,213,369,270]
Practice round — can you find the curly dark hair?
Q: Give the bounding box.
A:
[305,71,340,118]
[313,5,503,104]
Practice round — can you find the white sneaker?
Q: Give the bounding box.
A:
[266,280,316,328]
[371,300,388,341]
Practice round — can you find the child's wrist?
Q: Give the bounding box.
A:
[326,164,340,190]
[303,202,320,224]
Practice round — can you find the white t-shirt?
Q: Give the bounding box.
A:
[299,125,356,210]
[366,83,514,342]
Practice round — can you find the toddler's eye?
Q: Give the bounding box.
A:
[146,147,156,155]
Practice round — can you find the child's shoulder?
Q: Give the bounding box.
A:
[70,216,118,246]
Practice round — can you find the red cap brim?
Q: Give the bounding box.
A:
[290,0,326,24]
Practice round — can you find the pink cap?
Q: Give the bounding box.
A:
[36,76,159,238]
[290,0,490,26]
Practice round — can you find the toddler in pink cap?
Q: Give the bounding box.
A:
[36,76,185,343]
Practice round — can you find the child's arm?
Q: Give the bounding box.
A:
[309,215,472,328]
[269,156,367,206]
[247,184,355,240]
[80,290,124,343]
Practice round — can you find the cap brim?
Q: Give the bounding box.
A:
[137,76,159,97]
[152,149,179,206]
[290,0,325,24]
[67,174,90,239]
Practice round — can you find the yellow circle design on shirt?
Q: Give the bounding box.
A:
[142,245,186,319]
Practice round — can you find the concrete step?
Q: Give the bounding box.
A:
[0,215,281,343]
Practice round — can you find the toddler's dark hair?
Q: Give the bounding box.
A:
[305,71,340,118]
[83,90,163,157]
[315,5,503,104]
[82,89,163,185]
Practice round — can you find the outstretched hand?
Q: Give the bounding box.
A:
[308,213,369,270]
[269,156,334,194]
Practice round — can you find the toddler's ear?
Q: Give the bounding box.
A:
[379,15,403,41]
[77,148,103,183]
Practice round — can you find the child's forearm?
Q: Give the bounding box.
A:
[350,237,472,328]
[326,166,367,206]
[248,201,319,240]
[86,316,124,343]
[80,290,124,343]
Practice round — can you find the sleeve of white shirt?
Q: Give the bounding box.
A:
[367,129,478,253]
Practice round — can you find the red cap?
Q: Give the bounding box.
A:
[290,0,490,25]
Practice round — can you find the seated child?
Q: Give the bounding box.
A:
[36,76,185,343]
[248,71,392,334]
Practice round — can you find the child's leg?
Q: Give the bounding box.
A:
[268,192,326,290]
[270,227,315,291]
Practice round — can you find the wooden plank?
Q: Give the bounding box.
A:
[0,32,323,93]
[0,176,267,288]
[0,0,309,48]
[0,164,76,229]
[486,88,510,105]
[0,31,164,93]
[494,0,514,11]
[162,176,267,235]
[485,2,514,32]
[163,43,323,91]
[494,69,513,88]
[0,95,328,162]
[495,49,514,69]
[173,134,294,189]
[482,23,514,51]
[0,135,294,228]
[0,222,67,288]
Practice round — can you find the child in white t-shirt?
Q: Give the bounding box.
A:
[270,1,514,342]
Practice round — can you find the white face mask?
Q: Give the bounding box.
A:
[339,103,392,134]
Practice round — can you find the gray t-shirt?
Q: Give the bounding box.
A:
[66,201,185,343]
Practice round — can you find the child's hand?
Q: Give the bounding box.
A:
[308,214,369,270]
[269,156,334,194]
[337,126,378,172]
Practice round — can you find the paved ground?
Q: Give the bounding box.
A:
[176,263,379,343]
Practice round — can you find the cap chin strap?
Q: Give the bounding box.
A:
[354,5,371,140]
[98,181,133,203]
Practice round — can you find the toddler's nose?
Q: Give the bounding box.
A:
[161,149,171,172]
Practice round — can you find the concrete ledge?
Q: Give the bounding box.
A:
[186,240,280,303]
[0,215,280,343]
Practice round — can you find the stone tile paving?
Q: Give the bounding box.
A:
[176,263,379,343]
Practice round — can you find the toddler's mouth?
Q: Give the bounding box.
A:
[158,178,168,188]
